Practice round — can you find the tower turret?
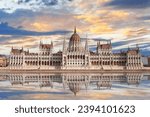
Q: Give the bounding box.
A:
[63,37,67,52]
[85,38,89,52]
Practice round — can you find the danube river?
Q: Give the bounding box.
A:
[0,72,150,100]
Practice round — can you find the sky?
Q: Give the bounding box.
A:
[0,0,150,55]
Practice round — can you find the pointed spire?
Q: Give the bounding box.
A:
[85,34,89,52]
[39,40,42,49]
[40,40,42,45]
[99,41,100,45]
[21,46,23,52]
[136,44,140,52]
[11,46,13,52]
[74,26,76,33]
[136,43,139,49]
[63,37,67,52]
[128,46,130,51]
[51,41,53,47]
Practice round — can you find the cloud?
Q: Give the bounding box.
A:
[75,10,130,34]
[17,0,59,6]
[104,10,129,21]
[0,0,74,13]
[0,22,71,36]
[2,37,38,48]
[0,34,64,54]
[76,14,113,34]
[123,28,150,38]
[138,15,150,22]
[42,0,58,6]
[0,9,79,32]
[112,35,150,55]
[105,0,150,9]
[0,0,150,56]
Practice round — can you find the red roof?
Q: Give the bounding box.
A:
[40,44,53,49]
[11,49,23,54]
[127,50,139,55]
[99,44,111,49]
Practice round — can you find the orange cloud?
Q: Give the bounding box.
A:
[31,22,51,32]
[19,13,78,32]
[111,11,129,18]
[76,14,101,24]
[75,8,131,35]
[123,27,150,38]
[106,10,130,22]
[89,23,113,34]
[3,35,63,49]
[94,10,130,22]
[75,13,113,34]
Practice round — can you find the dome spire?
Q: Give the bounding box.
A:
[74,26,76,33]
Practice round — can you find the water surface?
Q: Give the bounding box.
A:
[0,72,150,100]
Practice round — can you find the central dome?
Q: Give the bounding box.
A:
[70,28,80,42]
[68,27,81,52]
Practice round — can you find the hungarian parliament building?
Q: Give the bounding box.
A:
[9,28,143,70]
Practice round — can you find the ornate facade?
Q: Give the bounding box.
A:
[9,27,143,70]
[0,55,8,67]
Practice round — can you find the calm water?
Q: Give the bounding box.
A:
[0,72,150,100]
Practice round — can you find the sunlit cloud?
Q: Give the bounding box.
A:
[123,28,150,38]
[31,22,51,32]
[0,0,149,55]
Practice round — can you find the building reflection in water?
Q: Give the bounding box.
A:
[0,72,149,96]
